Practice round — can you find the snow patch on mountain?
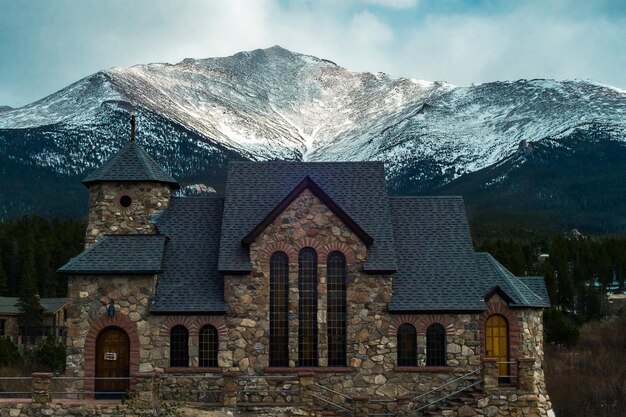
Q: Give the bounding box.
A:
[1,46,625,189]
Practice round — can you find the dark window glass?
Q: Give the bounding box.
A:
[0,319,5,336]
[327,251,347,366]
[269,252,289,367]
[119,195,132,207]
[199,325,218,368]
[298,247,318,367]
[170,325,189,367]
[397,323,417,366]
[426,324,447,366]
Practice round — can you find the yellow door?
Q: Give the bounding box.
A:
[486,315,509,377]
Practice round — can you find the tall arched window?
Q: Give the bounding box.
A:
[298,247,318,367]
[397,323,417,366]
[269,252,289,367]
[170,325,189,367]
[199,325,218,368]
[327,251,347,366]
[426,323,446,366]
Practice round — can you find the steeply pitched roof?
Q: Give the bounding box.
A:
[58,235,166,274]
[519,276,551,308]
[0,297,68,315]
[476,253,550,308]
[218,162,397,272]
[151,197,226,314]
[389,196,486,311]
[82,141,179,188]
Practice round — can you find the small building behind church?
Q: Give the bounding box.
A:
[59,128,553,416]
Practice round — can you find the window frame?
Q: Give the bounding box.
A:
[397,323,417,367]
[426,323,447,366]
[327,251,347,367]
[169,325,189,368]
[269,251,290,367]
[298,247,318,367]
[199,325,219,368]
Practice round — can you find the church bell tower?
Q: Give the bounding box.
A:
[81,115,179,248]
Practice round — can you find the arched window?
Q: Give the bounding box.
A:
[199,325,218,368]
[269,252,289,367]
[426,324,446,366]
[170,325,189,367]
[397,323,417,366]
[298,247,318,367]
[327,251,347,366]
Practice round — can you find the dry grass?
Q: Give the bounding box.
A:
[545,314,626,417]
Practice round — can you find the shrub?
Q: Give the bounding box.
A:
[545,312,626,417]
[25,338,66,373]
[0,338,21,367]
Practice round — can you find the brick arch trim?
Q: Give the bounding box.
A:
[196,316,228,338]
[389,315,421,336]
[84,313,140,395]
[162,316,198,337]
[321,243,356,264]
[260,243,298,263]
[389,314,456,336]
[417,314,456,337]
[479,299,522,359]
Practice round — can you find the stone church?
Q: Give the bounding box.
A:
[60,129,553,416]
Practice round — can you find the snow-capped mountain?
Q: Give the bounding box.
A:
[1,46,626,231]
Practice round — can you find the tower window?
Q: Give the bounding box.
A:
[119,195,132,207]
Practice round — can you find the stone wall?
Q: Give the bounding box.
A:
[66,274,229,395]
[84,181,171,248]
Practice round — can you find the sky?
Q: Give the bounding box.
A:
[1,0,625,107]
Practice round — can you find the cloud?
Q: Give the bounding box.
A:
[349,11,394,45]
[363,0,418,9]
[395,2,626,86]
[1,0,625,106]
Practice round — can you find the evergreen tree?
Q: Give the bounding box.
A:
[17,235,43,344]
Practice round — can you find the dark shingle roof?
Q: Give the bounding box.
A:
[519,276,551,308]
[476,253,550,308]
[218,162,397,272]
[388,197,549,311]
[389,196,485,311]
[58,235,166,274]
[82,142,179,188]
[0,297,68,315]
[151,197,226,313]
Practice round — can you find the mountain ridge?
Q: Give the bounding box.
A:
[1,46,626,232]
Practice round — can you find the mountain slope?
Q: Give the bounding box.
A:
[1,46,626,232]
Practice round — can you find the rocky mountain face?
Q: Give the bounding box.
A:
[1,46,625,232]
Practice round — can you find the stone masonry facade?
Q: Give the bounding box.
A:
[84,182,171,248]
[64,187,553,416]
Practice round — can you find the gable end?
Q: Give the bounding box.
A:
[242,176,374,246]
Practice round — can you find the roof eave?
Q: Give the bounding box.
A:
[58,269,163,275]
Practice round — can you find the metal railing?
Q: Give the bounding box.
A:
[0,376,32,398]
[408,368,482,414]
[312,383,355,415]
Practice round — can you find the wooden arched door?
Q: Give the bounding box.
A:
[485,314,509,379]
[95,327,130,399]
